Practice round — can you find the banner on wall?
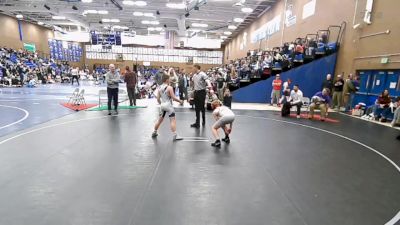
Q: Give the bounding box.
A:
[251,15,281,43]
[23,43,36,52]
[302,0,316,19]
[285,0,297,27]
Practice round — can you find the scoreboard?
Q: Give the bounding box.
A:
[90,31,122,46]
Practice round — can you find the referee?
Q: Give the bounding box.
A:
[191,64,210,128]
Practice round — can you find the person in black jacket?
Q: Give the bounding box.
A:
[321,74,333,96]
[332,74,344,111]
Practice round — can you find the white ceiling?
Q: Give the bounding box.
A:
[0,0,277,43]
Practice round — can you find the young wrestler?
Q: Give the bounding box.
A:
[211,100,235,147]
[152,74,184,141]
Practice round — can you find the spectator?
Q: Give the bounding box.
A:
[280,90,292,117]
[106,64,120,115]
[332,74,344,111]
[124,66,137,106]
[391,97,400,127]
[216,70,226,101]
[271,74,282,106]
[283,78,291,92]
[178,69,189,106]
[373,89,392,122]
[71,67,79,86]
[343,74,357,112]
[223,88,232,109]
[168,68,178,94]
[309,88,331,121]
[321,74,333,95]
[290,84,303,118]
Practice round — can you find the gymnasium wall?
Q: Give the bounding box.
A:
[224,0,400,76]
[0,14,54,55]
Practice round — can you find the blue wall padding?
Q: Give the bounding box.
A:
[233,53,338,103]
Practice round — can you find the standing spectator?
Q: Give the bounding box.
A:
[290,84,303,118]
[309,88,331,121]
[124,66,137,106]
[191,64,210,128]
[283,78,291,92]
[332,74,344,111]
[168,68,178,94]
[271,74,282,106]
[106,64,120,115]
[216,70,226,100]
[343,74,357,112]
[178,70,188,106]
[321,74,333,95]
[71,67,80,86]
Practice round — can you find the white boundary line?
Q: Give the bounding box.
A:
[0,105,29,130]
[237,115,400,225]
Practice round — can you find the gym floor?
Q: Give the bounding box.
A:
[0,85,399,225]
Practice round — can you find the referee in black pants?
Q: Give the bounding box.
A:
[191,64,210,128]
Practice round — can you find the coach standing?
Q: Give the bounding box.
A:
[191,64,210,128]
[124,66,137,106]
[106,64,120,115]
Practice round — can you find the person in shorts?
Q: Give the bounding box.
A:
[152,74,184,141]
[210,100,235,147]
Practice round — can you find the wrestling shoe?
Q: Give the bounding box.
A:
[152,131,158,138]
[173,134,183,141]
[211,140,221,147]
[222,137,230,144]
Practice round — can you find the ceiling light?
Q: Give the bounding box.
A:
[38,21,44,25]
[85,10,98,14]
[224,31,232,35]
[72,5,78,10]
[166,3,186,9]
[123,0,135,5]
[142,20,149,24]
[190,29,201,32]
[52,16,66,20]
[155,27,163,31]
[44,4,51,10]
[133,12,144,16]
[148,27,155,31]
[241,7,253,13]
[228,25,237,30]
[233,17,244,23]
[156,10,160,15]
[185,12,190,17]
[221,35,227,39]
[81,0,93,2]
[123,0,147,6]
[110,19,120,22]
[98,10,108,14]
[192,23,208,27]
[135,1,147,6]
[16,14,23,19]
[160,31,166,35]
[144,12,154,17]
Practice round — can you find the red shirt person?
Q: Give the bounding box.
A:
[271,74,282,106]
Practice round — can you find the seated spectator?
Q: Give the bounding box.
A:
[374,89,392,122]
[391,97,400,127]
[223,88,232,109]
[309,88,331,121]
[207,89,219,110]
[290,84,303,118]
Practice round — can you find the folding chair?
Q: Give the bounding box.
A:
[98,90,108,107]
[301,97,311,112]
[75,89,86,105]
[67,88,79,104]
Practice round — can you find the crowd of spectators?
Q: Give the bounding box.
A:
[0,47,96,87]
[226,32,336,81]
